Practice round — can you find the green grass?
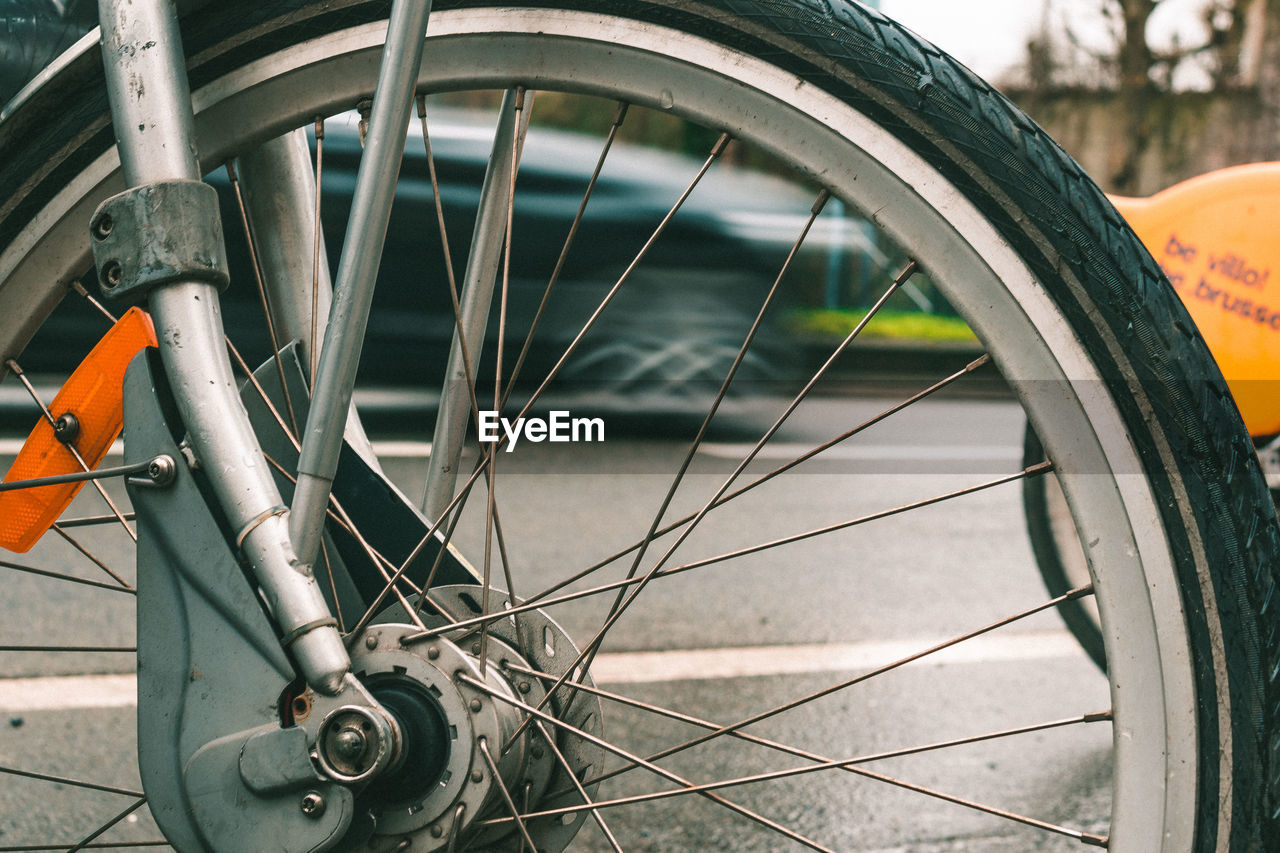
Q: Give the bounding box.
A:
[786,308,979,344]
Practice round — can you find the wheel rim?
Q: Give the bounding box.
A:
[0,8,1204,850]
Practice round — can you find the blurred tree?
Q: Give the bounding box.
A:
[1014,0,1278,192]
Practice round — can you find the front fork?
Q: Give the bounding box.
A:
[97,0,428,693]
[97,0,353,693]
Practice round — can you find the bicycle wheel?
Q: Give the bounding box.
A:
[1,1,1277,850]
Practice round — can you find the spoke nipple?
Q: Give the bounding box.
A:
[1083,710,1113,723]
[1066,583,1095,601]
[53,413,80,445]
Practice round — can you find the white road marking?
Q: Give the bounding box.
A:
[698,442,1021,462]
[589,631,1081,684]
[0,438,433,458]
[1,673,137,712]
[0,631,1082,712]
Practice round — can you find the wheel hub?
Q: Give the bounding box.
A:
[350,586,604,852]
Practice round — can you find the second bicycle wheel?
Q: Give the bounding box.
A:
[0,1,1277,850]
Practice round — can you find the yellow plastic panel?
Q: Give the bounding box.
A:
[1112,162,1280,437]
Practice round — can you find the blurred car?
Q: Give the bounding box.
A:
[24,108,902,409]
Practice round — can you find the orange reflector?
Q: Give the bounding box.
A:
[0,307,157,552]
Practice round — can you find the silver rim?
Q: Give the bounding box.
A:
[0,8,1204,851]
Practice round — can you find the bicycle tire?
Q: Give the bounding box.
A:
[1,1,1277,850]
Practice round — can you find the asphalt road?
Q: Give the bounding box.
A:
[0,394,1112,852]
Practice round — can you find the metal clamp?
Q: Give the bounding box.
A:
[89,179,230,304]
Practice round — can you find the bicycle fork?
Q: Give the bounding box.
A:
[92,0,431,846]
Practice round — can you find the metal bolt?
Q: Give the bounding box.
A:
[52,413,79,445]
[427,646,440,660]
[469,699,482,712]
[517,682,531,694]
[102,261,122,289]
[530,745,544,760]
[335,728,366,761]
[92,214,113,240]
[470,770,483,783]
[147,455,176,486]
[429,825,443,839]
[471,643,481,655]
[300,791,325,818]
[365,634,378,650]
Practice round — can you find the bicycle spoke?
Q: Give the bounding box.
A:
[311,116,326,383]
[502,187,834,749]
[0,844,169,851]
[67,797,147,853]
[482,734,1108,847]
[69,281,119,325]
[459,674,836,853]
[387,129,739,634]
[0,645,135,653]
[224,337,300,450]
[501,257,914,749]
[524,351,993,608]
[498,100,629,409]
[318,537,345,634]
[507,659,1110,791]
[225,161,301,437]
[404,462,1054,643]
[478,87,531,677]
[531,719,624,853]
[345,459,492,639]
[0,766,142,797]
[477,737,538,851]
[1,559,135,594]
[574,583,1093,783]
[56,512,138,529]
[51,525,133,590]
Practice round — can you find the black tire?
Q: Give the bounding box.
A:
[1,2,1277,850]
